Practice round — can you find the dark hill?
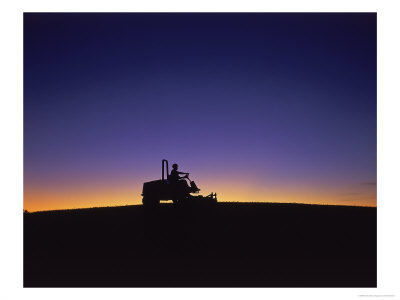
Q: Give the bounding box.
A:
[24,202,376,287]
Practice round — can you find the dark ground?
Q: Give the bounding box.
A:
[24,202,376,287]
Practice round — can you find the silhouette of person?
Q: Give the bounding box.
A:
[169,163,189,183]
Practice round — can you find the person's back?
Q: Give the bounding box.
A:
[169,168,180,183]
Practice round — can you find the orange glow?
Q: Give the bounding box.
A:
[24,177,376,212]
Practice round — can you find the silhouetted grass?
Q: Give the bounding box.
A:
[24,202,376,287]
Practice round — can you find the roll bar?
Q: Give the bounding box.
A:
[162,159,169,181]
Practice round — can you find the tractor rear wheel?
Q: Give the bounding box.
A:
[142,197,159,207]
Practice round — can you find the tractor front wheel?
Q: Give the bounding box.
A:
[173,197,187,206]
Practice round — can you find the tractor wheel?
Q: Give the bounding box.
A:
[179,197,188,206]
[173,198,186,206]
[142,197,149,206]
[142,197,159,207]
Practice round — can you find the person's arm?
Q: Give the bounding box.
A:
[177,171,189,179]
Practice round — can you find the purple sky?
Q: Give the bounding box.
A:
[24,13,376,211]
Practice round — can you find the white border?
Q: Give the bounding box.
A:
[1,0,399,299]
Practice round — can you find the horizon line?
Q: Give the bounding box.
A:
[24,201,377,213]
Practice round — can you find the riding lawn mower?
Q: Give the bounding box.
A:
[141,159,217,207]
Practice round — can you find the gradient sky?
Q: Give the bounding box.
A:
[24,13,376,211]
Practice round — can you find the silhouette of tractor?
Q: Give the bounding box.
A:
[141,159,217,207]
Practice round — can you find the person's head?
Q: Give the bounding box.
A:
[172,163,178,170]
